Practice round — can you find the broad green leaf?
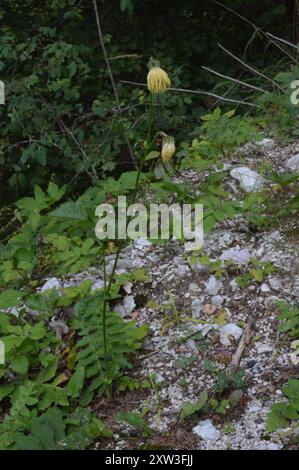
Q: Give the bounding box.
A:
[37,360,58,384]
[49,202,87,220]
[204,215,217,233]
[180,392,208,419]
[145,151,160,161]
[30,322,47,340]
[67,366,85,397]
[0,384,15,401]
[116,411,147,428]
[283,379,299,401]
[11,355,29,375]
[47,182,66,202]
[250,268,264,282]
[133,268,149,282]
[120,0,133,15]
[0,289,20,308]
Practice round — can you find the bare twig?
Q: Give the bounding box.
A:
[92,0,137,168]
[213,0,298,61]
[228,320,253,374]
[265,37,297,63]
[36,94,99,183]
[57,117,99,182]
[108,53,142,61]
[119,80,261,108]
[92,0,121,110]
[218,43,284,92]
[8,139,62,150]
[138,350,160,361]
[266,32,298,50]
[202,66,269,94]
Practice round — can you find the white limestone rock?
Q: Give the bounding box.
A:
[193,420,221,441]
[230,167,264,193]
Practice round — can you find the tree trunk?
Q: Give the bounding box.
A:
[285,0,298,43]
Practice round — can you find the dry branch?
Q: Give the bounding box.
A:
[228,320,253,374]
[202,66,269,94]
[119,80,260,108]
[92,0,137,168]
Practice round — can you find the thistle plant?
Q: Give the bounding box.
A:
[147,59,171,95]
[161,135,176,162]
[100,59,171,394]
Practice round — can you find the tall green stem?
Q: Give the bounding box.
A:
[101,92,155,394]
[133,94,154,197]
[101,244,110,384]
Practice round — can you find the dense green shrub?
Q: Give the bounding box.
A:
[0,0,293,200]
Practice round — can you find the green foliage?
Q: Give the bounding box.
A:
[43,235,101,275]
[214,370,245,394]
[276,301,299,339]
[151,170,240,235]
[0,171,151,286]
[0,279,148,447]
[250,169,299,230]
[180,392,208,420]
[120,0,134,15]
[180,389,242,420]
[175,355,197,370]
[203,360,245,394]
[0,307,60,386]
[115,411,152,437]
[241,191,268,227]
[181,108,260,174]
[0,288,20,308]
[257,66,299,141]
[0,407,111,450]
[0,0,297,451]
[116,411,148,429]
[236,260,276,287]
[1,0,288,198]
[267,379,299,432]
[209,398,230,415]
[0,1,197,195]
[72,292,148,403]
[202,195,239,234]
[199,108,261,158]
[118,375,151,392]
[188,254,228,278]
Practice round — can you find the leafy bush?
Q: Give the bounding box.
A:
[267,379,299,433]
[0,407,111,450]
[72,292,148,403]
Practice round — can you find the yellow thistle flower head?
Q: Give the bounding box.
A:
[147,59,171,94]
[161,135,176,162]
